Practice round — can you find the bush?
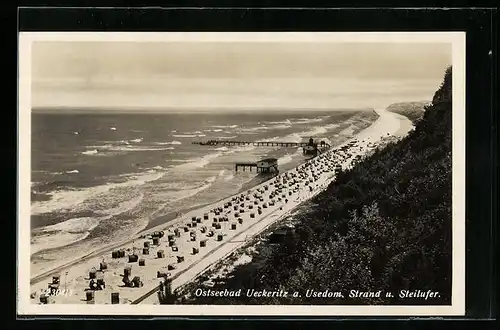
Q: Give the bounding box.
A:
[167,66,453,305]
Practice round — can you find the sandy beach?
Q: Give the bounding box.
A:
[29,107,413,305]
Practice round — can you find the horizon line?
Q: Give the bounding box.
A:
[30,105,380,114]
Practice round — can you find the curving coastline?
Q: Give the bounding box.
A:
[28,106,412,305]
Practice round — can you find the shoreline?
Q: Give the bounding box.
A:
[28,107,412,305]
[29,112,377,281]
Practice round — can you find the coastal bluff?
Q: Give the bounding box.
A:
[182,66,453,306]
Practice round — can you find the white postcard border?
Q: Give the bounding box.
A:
[18,31,466,316]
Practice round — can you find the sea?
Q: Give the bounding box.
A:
[29,109,378,270]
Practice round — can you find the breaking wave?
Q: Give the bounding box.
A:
[85,145,175,152]
[172,134,197,138]
[172,152,224,171]
[31,193,145,254]
[155,141,182,145]
[31,171,164,215]
[212,124,238,128]
[215,136,237,139]
[81,149,98,155]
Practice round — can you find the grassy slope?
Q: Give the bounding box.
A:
[168,67,453,305]
[386,101,429,124]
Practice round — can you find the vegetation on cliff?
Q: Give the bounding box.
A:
[386,101,428,124]
[167,66,453,305]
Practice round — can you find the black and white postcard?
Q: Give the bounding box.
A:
[18,32,466,316]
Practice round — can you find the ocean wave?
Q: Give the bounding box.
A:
[149,173,224,218]
[292,117,325,124]
[117,147,175,152]
[172,134,197,138]
[37,217,100,234]
[86,145,175,152]
[225,144,256,155]
[155,141,182,145]
[266,119,292,125]
[240,123,292,133]
[240,126,269,132]
[278,154,294,166]
[31,171,164,215]
[212,124,238,128]
[110,127,117,131]
[92,192,144,217]
[266,132,303,144]
[81,149,98,155]
[213,147,228,151]
[179,131,205,137]
[31,193,145,254]
[31,230,92,255]
[338,125,356,136]
[266,122,340,144]
[212,129,223,132]
[172,152,224,171]
[66,169,79,174]
[215,136,237,139]
[129,138,143,143]
[307,126,328,136]
[31,217,100,254]
[272,124,293,130]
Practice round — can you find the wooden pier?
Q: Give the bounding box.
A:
[235,158,279,173]
[192,140,330,148]
[234,162,257,172]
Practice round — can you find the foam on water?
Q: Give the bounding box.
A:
[278,154,294,166]
[30,110,376,260]
[212,124,238,128]
[215,136,237,139]
[81,149,98,155]
[31,192,145,253]
[31,217,99,254]
[85,145,175,152]
[38,216,99,233]
[266,119,292,125]
[148,172,223,219]
[292,117,325,124]
[172,152,224,171]
[31,171,164,215]
[172,134,198,138]
[31,231,91,255]
[154,141,182,145]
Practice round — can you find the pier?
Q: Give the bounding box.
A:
[192,140,330,148]
[235,158,279,173]
[235,162,257,172]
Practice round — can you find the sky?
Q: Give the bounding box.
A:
[31,41,452,111]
